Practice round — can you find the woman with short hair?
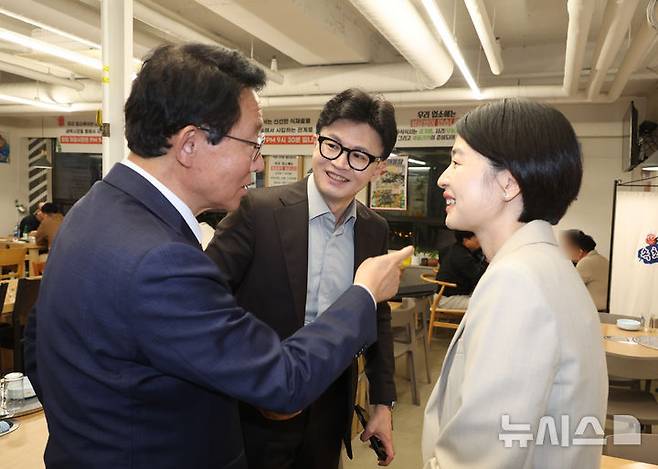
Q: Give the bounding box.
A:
[422,98,608,469]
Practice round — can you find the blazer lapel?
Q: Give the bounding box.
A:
[104,163,200,248]
[274,179,310,325]
[353,203,378,275]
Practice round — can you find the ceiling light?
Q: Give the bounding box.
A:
[421,0,482,98]
[642,165,658,171]
[0,8,99,49]
[0,28,102,70]
[0,94,71,112]
[408,158,427,166]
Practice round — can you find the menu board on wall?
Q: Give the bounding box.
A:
[265,155,303,187]
[262,115,316,156]
[397,109,458,148]
[369,155,408,211]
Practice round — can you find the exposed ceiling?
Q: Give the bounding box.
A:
[0,0,654,115]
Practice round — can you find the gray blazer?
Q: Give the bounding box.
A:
[422,220,608,469]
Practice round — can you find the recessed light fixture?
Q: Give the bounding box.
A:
[421,0,482,99]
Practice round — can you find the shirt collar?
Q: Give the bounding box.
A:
[120,159,202,244]
[307,175,357,224]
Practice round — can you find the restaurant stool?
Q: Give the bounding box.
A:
[604,433,658,464]
[420,273,466,347]
[392,298,420,405]
[0,277,40,372]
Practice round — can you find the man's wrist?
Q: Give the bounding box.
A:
[353,283,377,308]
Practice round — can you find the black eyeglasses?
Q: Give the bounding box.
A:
[317,135,383,171]
[198,126,264,162]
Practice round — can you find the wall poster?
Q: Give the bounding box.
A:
[369,155,408,211]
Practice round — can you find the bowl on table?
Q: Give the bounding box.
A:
[616,319,641,331]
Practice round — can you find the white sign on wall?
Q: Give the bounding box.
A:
[56,116,102,154]
[396,109,458,148]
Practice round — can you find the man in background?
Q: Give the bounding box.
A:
[24,44,411,469]
[561,229,609,311]
[34,202,63,249]
[19,201,44,236]
[436,230,487,309]
[206,88,398,468]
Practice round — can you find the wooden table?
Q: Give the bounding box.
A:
[0,411,655,469]
[0,239,41,277]
[602,455,658,468]
[601,323,658,359]
[0,411,47,468]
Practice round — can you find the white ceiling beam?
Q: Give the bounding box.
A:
[196,0,372,66]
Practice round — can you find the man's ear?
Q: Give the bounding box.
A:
[172,125,198,169]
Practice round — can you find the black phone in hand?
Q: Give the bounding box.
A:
[354,405,387,461]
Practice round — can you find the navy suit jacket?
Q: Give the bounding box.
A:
[24,163,377,469]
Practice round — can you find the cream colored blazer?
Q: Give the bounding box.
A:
[422,220,608,469]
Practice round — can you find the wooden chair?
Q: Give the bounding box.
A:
[391,298,420,405]
[420,273,466,346]
[0,248,26,280]
[604,434,658,464]
[605,353,658,433]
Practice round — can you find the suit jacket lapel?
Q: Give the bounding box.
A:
[274,179,310,325]
[104,163,200,248]
[353,203,377,275]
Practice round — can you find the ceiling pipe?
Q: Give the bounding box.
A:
[132,1,283,84]
[606,1,658,101]
[259,86,592,109]
[0,101,100,115]
[0,59,83,90]
[587,0,641,100]
[563,0,596,95]
[348,0,453,88]
[261,63,436,96]
[463,0,503,75]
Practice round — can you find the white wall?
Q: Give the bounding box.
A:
[556,136,625,258]
[0,128,27,236]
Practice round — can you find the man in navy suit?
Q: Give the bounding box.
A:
[23,43,411,469]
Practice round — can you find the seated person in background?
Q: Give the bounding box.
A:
[436,230,487,309]
[561,229,609,311]
[34,203,63,249]
[19,201,44,237]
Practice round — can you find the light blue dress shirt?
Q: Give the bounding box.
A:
[304,176,357,326]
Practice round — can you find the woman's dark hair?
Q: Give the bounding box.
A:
[456,98,582,225]
[454,230,476,244]
[125,43,266,157]
[315,88,398,159]
[564,229,596,252]
[40,202,59,214]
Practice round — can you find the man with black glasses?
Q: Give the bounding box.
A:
[206,88,398,468]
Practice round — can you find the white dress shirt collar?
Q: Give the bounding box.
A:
[120,159,202,244]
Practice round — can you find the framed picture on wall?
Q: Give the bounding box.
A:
[369,155,408,210]
[265,155,303,187]
[0,132,10,163]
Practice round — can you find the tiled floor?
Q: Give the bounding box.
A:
[343,331,453,469]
